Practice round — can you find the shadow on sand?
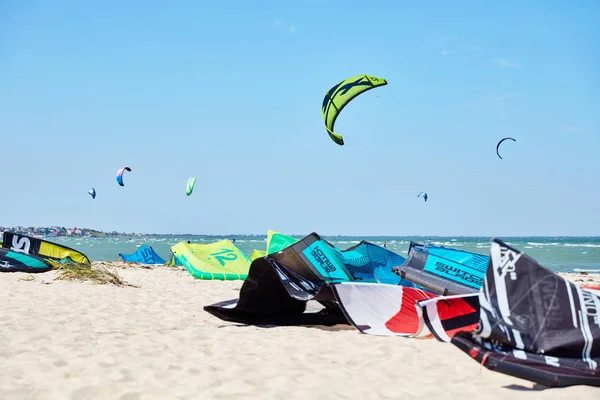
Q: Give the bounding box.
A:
[503,383,549,392]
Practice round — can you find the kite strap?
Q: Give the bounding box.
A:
[469,348,489,375]
[479,352,490,375]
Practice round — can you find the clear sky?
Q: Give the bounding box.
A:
[1,0,598,236]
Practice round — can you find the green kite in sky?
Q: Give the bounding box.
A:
[322,74,388,145]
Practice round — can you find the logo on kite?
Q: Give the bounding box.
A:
[186,177,196,196]
[418,192,428,202]
[322,74,387,146]
[88,188,96,199]
[116,167,132,186]
[496,137,516,159]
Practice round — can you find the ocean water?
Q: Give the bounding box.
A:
[48,235,600,273]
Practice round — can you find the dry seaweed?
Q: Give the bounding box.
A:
[53,261,137,287]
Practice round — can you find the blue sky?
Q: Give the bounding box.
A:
[1,0,598,236]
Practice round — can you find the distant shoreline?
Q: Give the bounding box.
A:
[3,229,600,239]
[43,233,600,238]
[26,235,600,239]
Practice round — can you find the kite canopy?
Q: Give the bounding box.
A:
[116,167,132,186]
[186,177,196,196]
[496,137,516,159]
[170,240,251,280]
[248,230,296,262]
[322,74,387,145]
[331,283,437,337]
[452,238,600,387]
[0,247,53,273]
[418,192,428,202]
[393,241,489,294]
[88,188,96,199]
[250,249,267,261]
[119,246,166,264]
[266,230,297,254]
[204,232,415,327]
[2,232,91,265]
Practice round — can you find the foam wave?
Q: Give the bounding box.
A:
[431,241,464,247]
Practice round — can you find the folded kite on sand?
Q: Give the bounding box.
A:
[393,241,489,295]
[119,246,166,264]
[0,232,91,272]
[205,234,600,389]
[170,240,251,280]
[331,282,437,337]
[204,232,417,326]
[452,238,600,388]
[0,247,54,273]
[329,244,489,338]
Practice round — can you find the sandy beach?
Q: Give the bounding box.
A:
[1,263,599,400]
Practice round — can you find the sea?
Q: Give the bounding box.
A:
[48,235,600,273]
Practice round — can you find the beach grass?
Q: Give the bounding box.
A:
[53,260,136,287]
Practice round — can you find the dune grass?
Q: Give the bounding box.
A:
[53,260,136,287]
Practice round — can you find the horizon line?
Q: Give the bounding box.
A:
[3,228,599,238]
[56,233,600,238]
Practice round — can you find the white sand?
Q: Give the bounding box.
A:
[1,264,599,400]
